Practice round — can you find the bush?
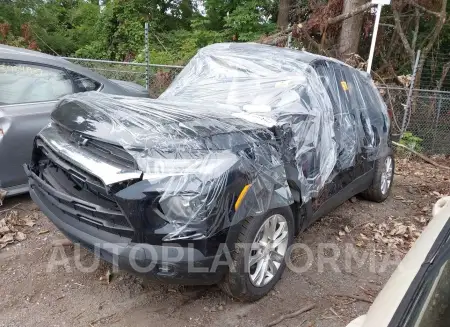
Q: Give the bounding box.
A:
[400,132,423,152]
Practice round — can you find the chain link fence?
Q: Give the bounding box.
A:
[62,57,183,98]
[380,86,450,154]
[63,58,450,155]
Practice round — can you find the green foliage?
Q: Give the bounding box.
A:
[204,0,242,30]
[3,0,450,88]
[400,132,423,152]
[224,0,277,41]
[0,0,278,63]
[177,17,227,60]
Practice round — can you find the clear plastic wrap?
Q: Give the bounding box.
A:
[161,43,389,199]
[43,42,389,240]
[161,43,339,202]
[49,94,292,240]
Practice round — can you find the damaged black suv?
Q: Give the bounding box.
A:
[26,43,393,301]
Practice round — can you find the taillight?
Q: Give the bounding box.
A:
[387,109,393,119]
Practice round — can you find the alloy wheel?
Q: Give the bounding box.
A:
[381,156,393,195]
[248,214,289,287]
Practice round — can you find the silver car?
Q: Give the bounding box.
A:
[0,45,148,196]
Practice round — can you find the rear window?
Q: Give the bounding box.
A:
[0,61,73,105]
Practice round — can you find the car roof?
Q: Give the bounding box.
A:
[203,42,357,68]
[1,44,77,68]
[0,44,110,82]
[200,43,372,83]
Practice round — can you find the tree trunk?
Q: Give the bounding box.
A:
[338,0,366,59]
[277,0,291,29]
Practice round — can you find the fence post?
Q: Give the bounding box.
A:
[401,50,421,138]
[286,24,292,49]
[431,93,442,153]
[145,22,149,91]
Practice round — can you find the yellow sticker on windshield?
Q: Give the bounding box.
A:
[341,81,349,91]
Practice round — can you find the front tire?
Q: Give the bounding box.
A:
[362,150,394,202]
[219,207,294,301]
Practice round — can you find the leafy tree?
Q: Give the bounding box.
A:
[0,0,42,48]
[204,0,242,30]
[224,0,277,41]
[3,0,450,91]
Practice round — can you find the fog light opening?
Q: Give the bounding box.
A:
[158,263,175,275]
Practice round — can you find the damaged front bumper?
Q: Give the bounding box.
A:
[24,128,246,284]
[26,164,231,284]
[27,101,293,284]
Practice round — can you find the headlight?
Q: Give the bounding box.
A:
[138,151,237,224]
[159,193,207,222]
[140,151,238,181]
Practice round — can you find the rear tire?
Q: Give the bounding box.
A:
[219,207,294,301]
[361,150,394,203]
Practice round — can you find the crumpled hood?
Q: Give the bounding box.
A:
[51,92,273,153]
[37,92,293,242]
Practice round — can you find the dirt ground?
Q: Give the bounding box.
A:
[0,158,449,327]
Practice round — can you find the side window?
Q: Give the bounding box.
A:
[68,71,101,92]
[340,67,363,114]
[0,61,73,105]
[355,72,388,133]
[314,62,357,170]
[341,67,377,151]
[314,63,350,116]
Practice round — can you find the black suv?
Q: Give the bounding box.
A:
[26,43,393,301]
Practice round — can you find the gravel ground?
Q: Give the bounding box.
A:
[0,158,449,327]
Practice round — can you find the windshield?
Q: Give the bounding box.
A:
[160,43,312,110]
[159,43,339,204]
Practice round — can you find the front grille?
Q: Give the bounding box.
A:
[60,126,137,170]
[33,139,135,236]
[77,136,137,170]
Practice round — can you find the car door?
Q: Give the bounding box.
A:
[310,61,367,214]
[0,61,74,192]
[340,66,379,173]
